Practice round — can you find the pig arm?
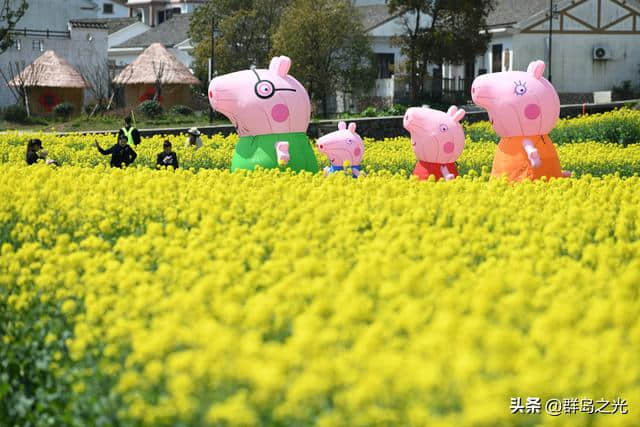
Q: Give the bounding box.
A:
[323,166,330,177]
[275,141,290,166]
[440,165,455,181]
[522,139,541,168]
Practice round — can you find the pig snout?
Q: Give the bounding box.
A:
[403,109,419,131]
[470,77,494,107]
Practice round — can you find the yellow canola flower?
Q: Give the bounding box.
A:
[0,119,639,426]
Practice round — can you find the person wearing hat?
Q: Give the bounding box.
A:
[26,139,59,166]
[185,127,203,150]
[118,115,141,146]
[156,140,179,169]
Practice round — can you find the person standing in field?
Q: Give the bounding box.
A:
[156,140,179,169]
[185,127,203,150]
[95,135,137,168]
[118,116,141,146]
[26,139,59,166]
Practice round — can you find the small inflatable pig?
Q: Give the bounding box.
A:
[316,121,365,178]
[208,56,318,173]
[471,60,571,181]
[403,106,466,181]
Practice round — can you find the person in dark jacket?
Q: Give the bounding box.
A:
[26,139,44,165]
[117,115,141,146]
[95,135,137,168]
[26,139,59,166]
[156,140,179,169]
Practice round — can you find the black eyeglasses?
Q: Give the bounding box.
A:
[252,68,296,99]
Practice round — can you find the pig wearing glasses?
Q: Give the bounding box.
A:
[208,56,318,173]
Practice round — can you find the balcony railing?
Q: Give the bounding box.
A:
[9,28,71,39]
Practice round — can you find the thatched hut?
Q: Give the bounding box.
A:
[112,43,200,110]
[8,50,87,115]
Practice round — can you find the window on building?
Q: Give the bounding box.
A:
[15,39,22,51]
[32,39,44,51]
[158,10,165,24]
[492,44,503,73]
[172,7,181,15]
[376,53,395,79]
[103,3,114,14]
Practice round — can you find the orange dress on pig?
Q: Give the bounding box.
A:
[491,134,563,182]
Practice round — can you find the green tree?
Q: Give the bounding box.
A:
[0,0,29,54]
[271,0,376,117]
[189,0,291,86]
[387,0,494,105]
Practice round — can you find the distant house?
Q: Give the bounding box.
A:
[347,0,435,109]
[0,0,108,109]
[96,0,131,19]
[445,0,640,103]
[109,13,194,70]
[125,0,204,27]
[112,42,199,109]
[354,0,640,106]
[70,17,150,48]
[8,50,88,115]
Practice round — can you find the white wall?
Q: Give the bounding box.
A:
[513,33,640,93]
[8,0,97,31]
[96,1,130,18]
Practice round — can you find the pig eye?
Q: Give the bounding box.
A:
[439,124,448,133]
[514,81,527,96]
[252,68,296,99]
[255,81,274,99]
[347,139,353,144]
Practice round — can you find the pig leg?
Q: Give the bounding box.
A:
[323,166,330,177]
[354,169,365,178]
[440,165,455,181]
[275,141,290,167]
[522,139,541,168]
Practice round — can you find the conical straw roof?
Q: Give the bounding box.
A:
[113,43,200,85]
[8,50,87,88]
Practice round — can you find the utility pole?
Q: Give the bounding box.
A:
[209,15,215,123]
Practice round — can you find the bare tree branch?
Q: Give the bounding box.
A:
[151,60,166,101]
[0,61,46,116]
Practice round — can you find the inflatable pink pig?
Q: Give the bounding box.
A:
[208,56,318,172]
[403,106,466,181]
[316,121,365,178]
[471,60,570,181]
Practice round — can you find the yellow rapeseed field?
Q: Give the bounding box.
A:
[1,121,640,426]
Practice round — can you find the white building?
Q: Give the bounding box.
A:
[356,0,640,105]
[125,0,204,27]
[109,13,194,70]
[452,0,640,103]
[0,0,109,109]
[96,0,131,18]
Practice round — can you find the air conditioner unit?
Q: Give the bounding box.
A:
[593,46,611,60]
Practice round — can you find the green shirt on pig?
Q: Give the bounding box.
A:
[232,132,319,173]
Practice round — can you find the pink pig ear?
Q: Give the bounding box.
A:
[527,60,546,79]
[453,108,466,122]
[348,122,356,134]
[269,56,291,77]
[338,121,347,130]
[447,105,458,116]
